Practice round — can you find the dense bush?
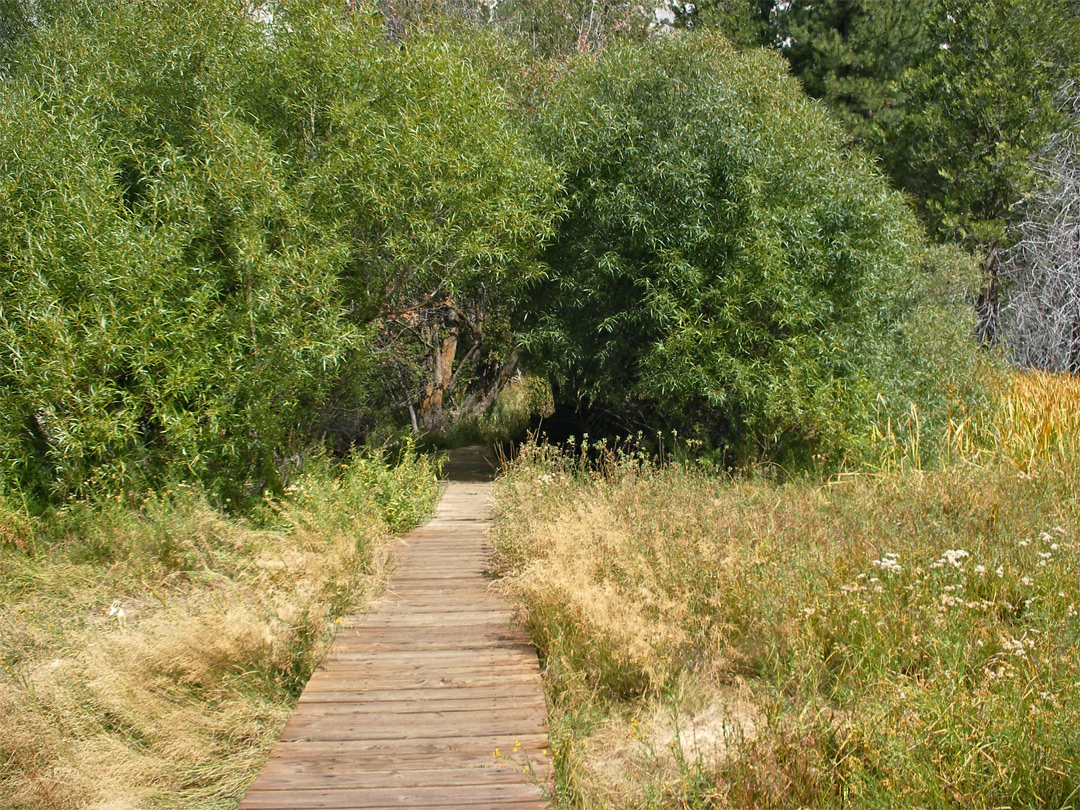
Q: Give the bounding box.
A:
[0,0,558,503]
[520,33,986,464]
[0,3,347,502]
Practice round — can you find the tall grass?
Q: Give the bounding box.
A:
[491,375,1080,809]
[0,446,439,810]
[874,369,1080,475]
[992,370,1080,471]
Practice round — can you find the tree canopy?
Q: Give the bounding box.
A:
[518,34,983,464]
[0,0,559,502]
[0,0,1009,501]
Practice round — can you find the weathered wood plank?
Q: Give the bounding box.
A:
[238,447,549,810]
[299,672,544,692]
[239,782,546,809]
[297,684,544,703]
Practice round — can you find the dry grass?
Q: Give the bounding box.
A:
[492,376,1080,809]
[992,370,1080,470]
[879,369,1080,475]
[0,447,439,810]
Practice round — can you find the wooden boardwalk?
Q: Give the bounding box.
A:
[238,446,551,810]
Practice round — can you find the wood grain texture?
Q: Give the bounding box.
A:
[238,447,551,810]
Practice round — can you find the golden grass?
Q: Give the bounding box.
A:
[991,370,1080,470]
[872,369,1080,475]
[0,449,438,810]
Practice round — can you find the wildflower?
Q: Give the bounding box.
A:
[872,553,901,575]
[1001,636,1029,657]
[942,549,969,568]
[995,566,1004,578]
[1022,576,1033,586]
[974,565,986,575]
[1019,539,1032,548]
[940,593,963,610]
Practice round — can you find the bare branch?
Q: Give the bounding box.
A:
[1001,84,1080,373]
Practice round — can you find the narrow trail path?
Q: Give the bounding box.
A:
[238,446,551,810]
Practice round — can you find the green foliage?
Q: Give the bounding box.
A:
[769,0,938,146]
[0,0,559,503]
[252,3,561,433]
[256,4,558,324]
[883,0,1080,247]
[680,0,770,48]
[521,33,983,465]
[749,0,1080,254]
[0,1,349,503]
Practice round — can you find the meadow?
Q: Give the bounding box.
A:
[491,372,1080,809]
[0,447,438,810]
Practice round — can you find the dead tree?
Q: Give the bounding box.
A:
[1002,87,1080,373]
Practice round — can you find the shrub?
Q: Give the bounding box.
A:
[0,1,349,503]
[0,0,560,502]
[521,33,986,466]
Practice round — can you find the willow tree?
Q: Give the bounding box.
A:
[520,32,984,464]
[255,2,561,434]
[0,0,560,502]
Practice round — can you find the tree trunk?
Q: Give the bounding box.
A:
[418,327,458,431]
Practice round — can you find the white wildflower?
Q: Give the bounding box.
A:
[941,549,970,569]
[940,593,963,609]
[1001,636,1029,657]
[872,554,901,574]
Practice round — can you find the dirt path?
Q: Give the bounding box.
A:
[237,446,551,810]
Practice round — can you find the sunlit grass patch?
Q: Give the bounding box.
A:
[0,446,438,810]
[994,370,1080,471]
[492,443,1080,809]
